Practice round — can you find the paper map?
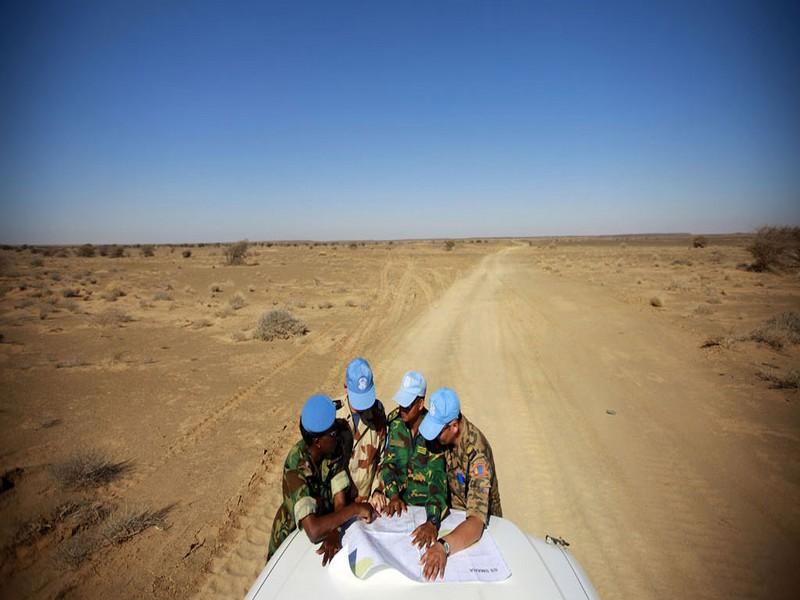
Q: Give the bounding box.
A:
[341,506,511,583]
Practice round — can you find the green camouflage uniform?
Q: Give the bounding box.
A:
[445,415,502,525]
[267,438,350,559]
[379,407,447,525]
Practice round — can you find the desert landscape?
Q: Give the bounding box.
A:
[0,235,798,599]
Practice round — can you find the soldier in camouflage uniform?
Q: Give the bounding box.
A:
[373,371,447,549]
[334,357,387,503]
[418,387,502,580]
[267,394,375,566]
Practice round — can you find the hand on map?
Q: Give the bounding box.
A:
[354,501,377,523]
[369,490,388,512]
[384,494,407,517]
[420,541,447,580]
[316,530,341,566]
[411,521,437,549]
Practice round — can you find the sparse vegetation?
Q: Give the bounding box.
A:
[229,292,246,310]
[225,240,249,265]
[95,308,133,326]
[153,290,173,301]
[140,245,155,257]
[182,249,192,258]
[749,312,800,349]
[757,369,800,390]
[50,451,132,489]
[649,297,663,307]
[76,244,95,257]
[747,226,800,272]
[101,284,126,302]
[254,309,308,341]
[692,236,708,248]
[444,240,456,251]
[102,505,170,545]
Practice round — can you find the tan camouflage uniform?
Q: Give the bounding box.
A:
[444,415,502,525]
[267,439,350,559]
[335,397,387,501]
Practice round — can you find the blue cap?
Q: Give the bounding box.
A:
[301,394,336,433]
[419,387,461,440]
[393,371,427,408]
[345,357,376,411]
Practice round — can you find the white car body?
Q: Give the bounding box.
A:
[246,515,600,599]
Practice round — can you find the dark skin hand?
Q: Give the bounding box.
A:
[383,494,407,517]
[410,520,437,549]
[316,529,342,566]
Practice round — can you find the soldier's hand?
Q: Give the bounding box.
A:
[369,490,388,512]
[354,501,377,523]
[384,495,407,517]
[411,521,437,549]
[420,542,447,580]
[316,530,341,566]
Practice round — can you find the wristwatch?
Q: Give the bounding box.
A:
[437,537,450,557]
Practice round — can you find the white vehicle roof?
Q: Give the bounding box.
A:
[246,515,599,600]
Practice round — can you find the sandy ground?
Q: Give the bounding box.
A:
[1,236,798,599]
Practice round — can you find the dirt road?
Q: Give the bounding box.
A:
[203,244,800,599]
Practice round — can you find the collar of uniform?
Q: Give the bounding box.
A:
[455,414,472,454]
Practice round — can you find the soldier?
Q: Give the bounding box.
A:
[267,394,375,566]
[334,357,387,504]
[418,387,502,580]
[373,371,447,549]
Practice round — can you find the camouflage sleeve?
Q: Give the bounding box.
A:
[379,419,409,499]
[465,452,493,526]
[424,449,448,525]
[284,465,316,526]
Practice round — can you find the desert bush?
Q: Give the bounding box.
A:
[317,301,334,309]
[692,236,708,248]
[62,299,80,313]
[182,249,192,258]
[140,245,155,257]
[345,299,358,307]
[50,451,132,489]
[39,304,53,319]
[30,257,44,267]
[153,290,173,301]
[254,310,308,341]
[229,292,246,310]
[95,308,133,326]
[191,318,212,329]
[649,297,663,307]
[230,330,248,342]
[76,244,95,257]
[749,312,800,349]
[757,369,800,390]
[101,284,126,302]
[349,243,358,249]
[61,288,79,298]
[209,283,223,293]
[747,226,800,272]
[103,505,170,545]
[225,240,249,265]
[443,240,456,251]
[50,271,62,281]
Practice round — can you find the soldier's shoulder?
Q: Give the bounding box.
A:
[463,417,494,455]
[284,439,312,470]
[386,407,401,423]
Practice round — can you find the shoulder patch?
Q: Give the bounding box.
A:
[472,462,487,478]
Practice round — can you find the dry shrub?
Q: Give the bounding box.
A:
[757,369,800,390]
[76,244,95,257]
[692,236,708,248]
[61,287,79,298]
[153,290,173,301]
[209,283,223,293]
[50,451,132,489]
[317,301,334,309]
[747,226,800,272]
[140,245,155,257]
[182,249,192,258]
[101,284,126,302]
[225,240,249,265]
[229,292,246,310]
[254,310,308,341]
[39,304,53,320]
[649,297,663,307]
[30,257,44,267]
[57,532,100,567]
[191,318,212,329]
[749,312,800,349]
[345,299,358,307]
[443,240,455,251]
[102,505,170,545]
[95,308,133,326]
[231,330,248,342]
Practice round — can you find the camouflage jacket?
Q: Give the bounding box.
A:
[335,397,387,500]
[379,408,448,525]
[267,439,350,559]
[445,415,502,525]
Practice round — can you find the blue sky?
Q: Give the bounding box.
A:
[1,1,798,244]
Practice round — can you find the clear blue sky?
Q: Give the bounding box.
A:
[1,0,798,244]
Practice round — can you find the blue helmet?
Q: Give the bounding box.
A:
[301,394,336,433]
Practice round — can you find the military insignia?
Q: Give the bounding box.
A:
[457,471,465,485]
[358,376,368,391]
[473,462,486,477]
